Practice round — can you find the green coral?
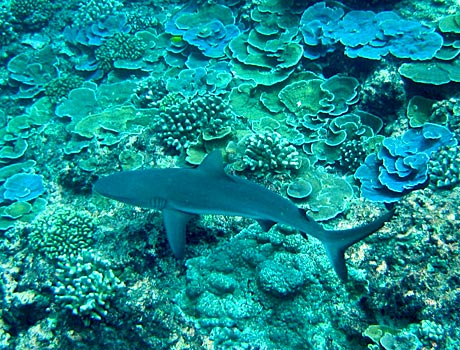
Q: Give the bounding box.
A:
[72,105,152,146]
[286,179,312,199]
[7,45,58,99]
[0,197,46,231]
[305,110,383,165]
[438,14,460,34]
[399,61,460,85]
[279,79,334,117]
[228,4,302,85]
[279,74,360,118]
[407,96,449,127]
[53,252,124,325]
[29,208,95,260]
[363,325,423,350]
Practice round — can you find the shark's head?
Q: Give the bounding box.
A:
[94,171,168,209]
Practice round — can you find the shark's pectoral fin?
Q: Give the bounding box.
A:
[257,219,276,232]
[163,209,195,259]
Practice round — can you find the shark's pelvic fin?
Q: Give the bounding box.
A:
[163,209,195,258]
[257,219,277,232]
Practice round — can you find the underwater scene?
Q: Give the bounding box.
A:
[1,0,460,349]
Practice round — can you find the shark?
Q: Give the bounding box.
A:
[94,150,393,281]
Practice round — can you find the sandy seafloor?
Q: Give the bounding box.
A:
[0,0,460,349]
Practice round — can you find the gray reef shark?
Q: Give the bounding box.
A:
[94,150,393,280]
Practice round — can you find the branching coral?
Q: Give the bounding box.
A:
[53,252,124,325]
[234,131,301,174]
[154,92,234,153]
[95,32,146,72]
[29,208,95,260]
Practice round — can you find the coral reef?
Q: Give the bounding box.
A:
[1,0,460,348]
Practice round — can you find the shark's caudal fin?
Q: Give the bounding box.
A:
[321,210,394,281]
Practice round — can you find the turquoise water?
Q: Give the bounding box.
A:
[0,0,459,349]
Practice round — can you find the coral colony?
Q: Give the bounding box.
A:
[0,0,459,349]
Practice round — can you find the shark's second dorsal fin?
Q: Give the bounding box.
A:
[197,150,226,177]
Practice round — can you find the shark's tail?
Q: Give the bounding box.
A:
[321,210,394,281]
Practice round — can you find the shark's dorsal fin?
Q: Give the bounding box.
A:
[197,150,226,177]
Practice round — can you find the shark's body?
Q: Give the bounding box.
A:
[94,150,393,280]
